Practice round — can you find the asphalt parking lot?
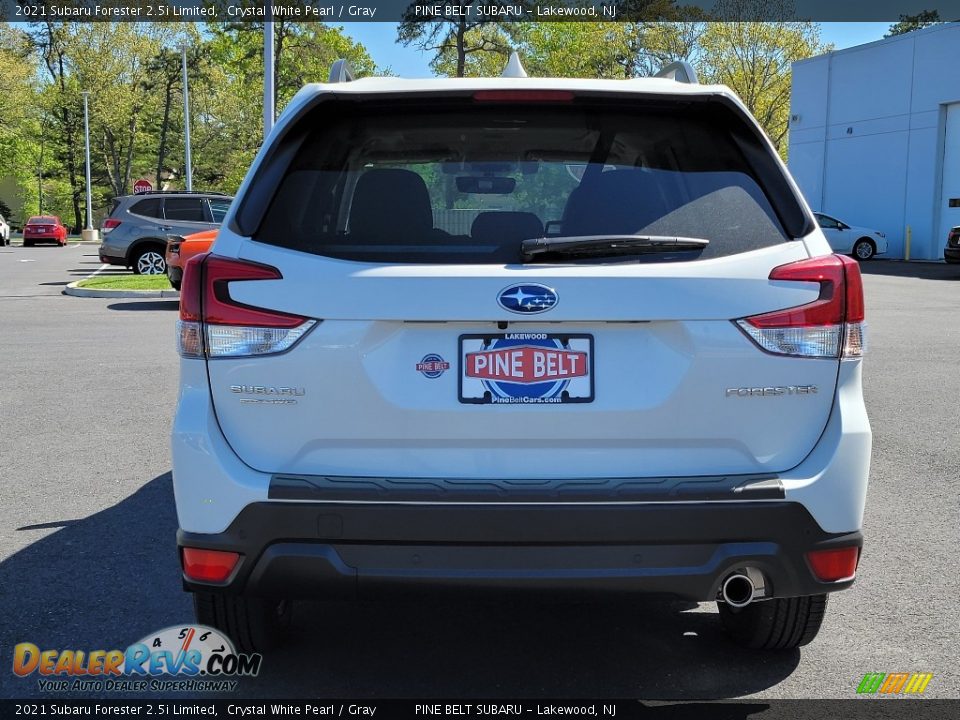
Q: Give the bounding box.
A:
[1,243,958,700]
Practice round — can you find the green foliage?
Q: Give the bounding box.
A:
[694,3,830,156]
[1,21,379,228]
[423,10,823,159]
[0,25,39,223]
[885,10,943,37]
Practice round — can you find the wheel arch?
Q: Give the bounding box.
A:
[853,237,876,259]
[126,237,168,264]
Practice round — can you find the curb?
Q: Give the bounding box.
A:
[64,280,180,299]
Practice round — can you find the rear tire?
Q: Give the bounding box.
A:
[853,239,875,261]
[133,246,167,275]
[718,594,828,650]
[24,240,32,247]
[192,592,292,654]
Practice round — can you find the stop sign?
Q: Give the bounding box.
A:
[133,179,153,194]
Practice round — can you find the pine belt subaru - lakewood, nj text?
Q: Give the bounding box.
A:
[172,57,872,653]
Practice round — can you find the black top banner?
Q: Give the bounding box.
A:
[2,0,960,23]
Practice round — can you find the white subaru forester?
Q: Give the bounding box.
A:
[172,58,871,653]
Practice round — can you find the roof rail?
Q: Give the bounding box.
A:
[127,190,231,196]
[654,61,699,84]
[329,59,356,84]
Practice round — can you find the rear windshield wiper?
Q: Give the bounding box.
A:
[521,235,709,260]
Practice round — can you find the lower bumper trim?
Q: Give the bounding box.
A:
[178,500,861,601]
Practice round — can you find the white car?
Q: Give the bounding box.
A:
[814,212,887,260]
[172,58,871,653]
[0,213,10,246]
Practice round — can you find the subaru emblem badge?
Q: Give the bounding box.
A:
[497,284,559,314]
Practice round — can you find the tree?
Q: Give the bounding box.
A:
[429,24,515,77]
[27,21,84,231]
[139,41,208,190]
[398,3,520,78]
[203,21,379,189]
[0,25,40,222]
[694,0,830,156]
[70,23,193,200]
[886,10,943,37]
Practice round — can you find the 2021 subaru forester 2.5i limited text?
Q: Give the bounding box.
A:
[172,58,871,653]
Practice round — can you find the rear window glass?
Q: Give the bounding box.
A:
[129,198,162,219]
[255,101,798,264]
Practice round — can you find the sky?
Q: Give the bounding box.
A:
[336,22,894,77]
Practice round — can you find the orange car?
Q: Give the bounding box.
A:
[165,229,217,290]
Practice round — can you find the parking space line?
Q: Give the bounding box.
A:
[84,263,110,280]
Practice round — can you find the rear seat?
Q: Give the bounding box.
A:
[470,211,544,243]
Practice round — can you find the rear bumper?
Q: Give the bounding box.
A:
[98,241,127,265]
[944,247,960,263]
[178,500,861,601]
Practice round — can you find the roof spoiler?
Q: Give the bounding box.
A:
[327,56,698,84]
[328,59,356,83]
[653,61,699,84]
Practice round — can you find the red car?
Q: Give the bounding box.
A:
[23,216,68,247]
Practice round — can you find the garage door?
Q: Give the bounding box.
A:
[939,103,960,247]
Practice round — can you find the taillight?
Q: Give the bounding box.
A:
[177,254,315,358]
[181,548,241,583]
[102,218,121,233]
[736,254,866,359]
[806,546,859,582]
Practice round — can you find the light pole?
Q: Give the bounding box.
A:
[181,45,193,191]
[81,91,97,241]
[264,20,275,138]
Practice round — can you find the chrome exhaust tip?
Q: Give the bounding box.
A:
[722,572,757,608]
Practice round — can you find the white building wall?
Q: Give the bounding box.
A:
[788,23,960,260]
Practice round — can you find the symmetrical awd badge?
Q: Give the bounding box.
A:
[497,284,558,314]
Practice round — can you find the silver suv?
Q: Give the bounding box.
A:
[99,191,232,275]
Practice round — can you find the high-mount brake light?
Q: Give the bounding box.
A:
[736,254,866,359]
[176,254,315,359]
[473,90,575,103]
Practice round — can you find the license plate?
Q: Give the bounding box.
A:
[459,333,594,404]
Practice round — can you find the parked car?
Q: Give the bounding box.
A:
[173,58,871,653]
[944,226,960,264]
[813,212,887,260]
[23,216,68,246]
[165,229,217,291]
[98,191,232,275]
[0,213,10,246]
